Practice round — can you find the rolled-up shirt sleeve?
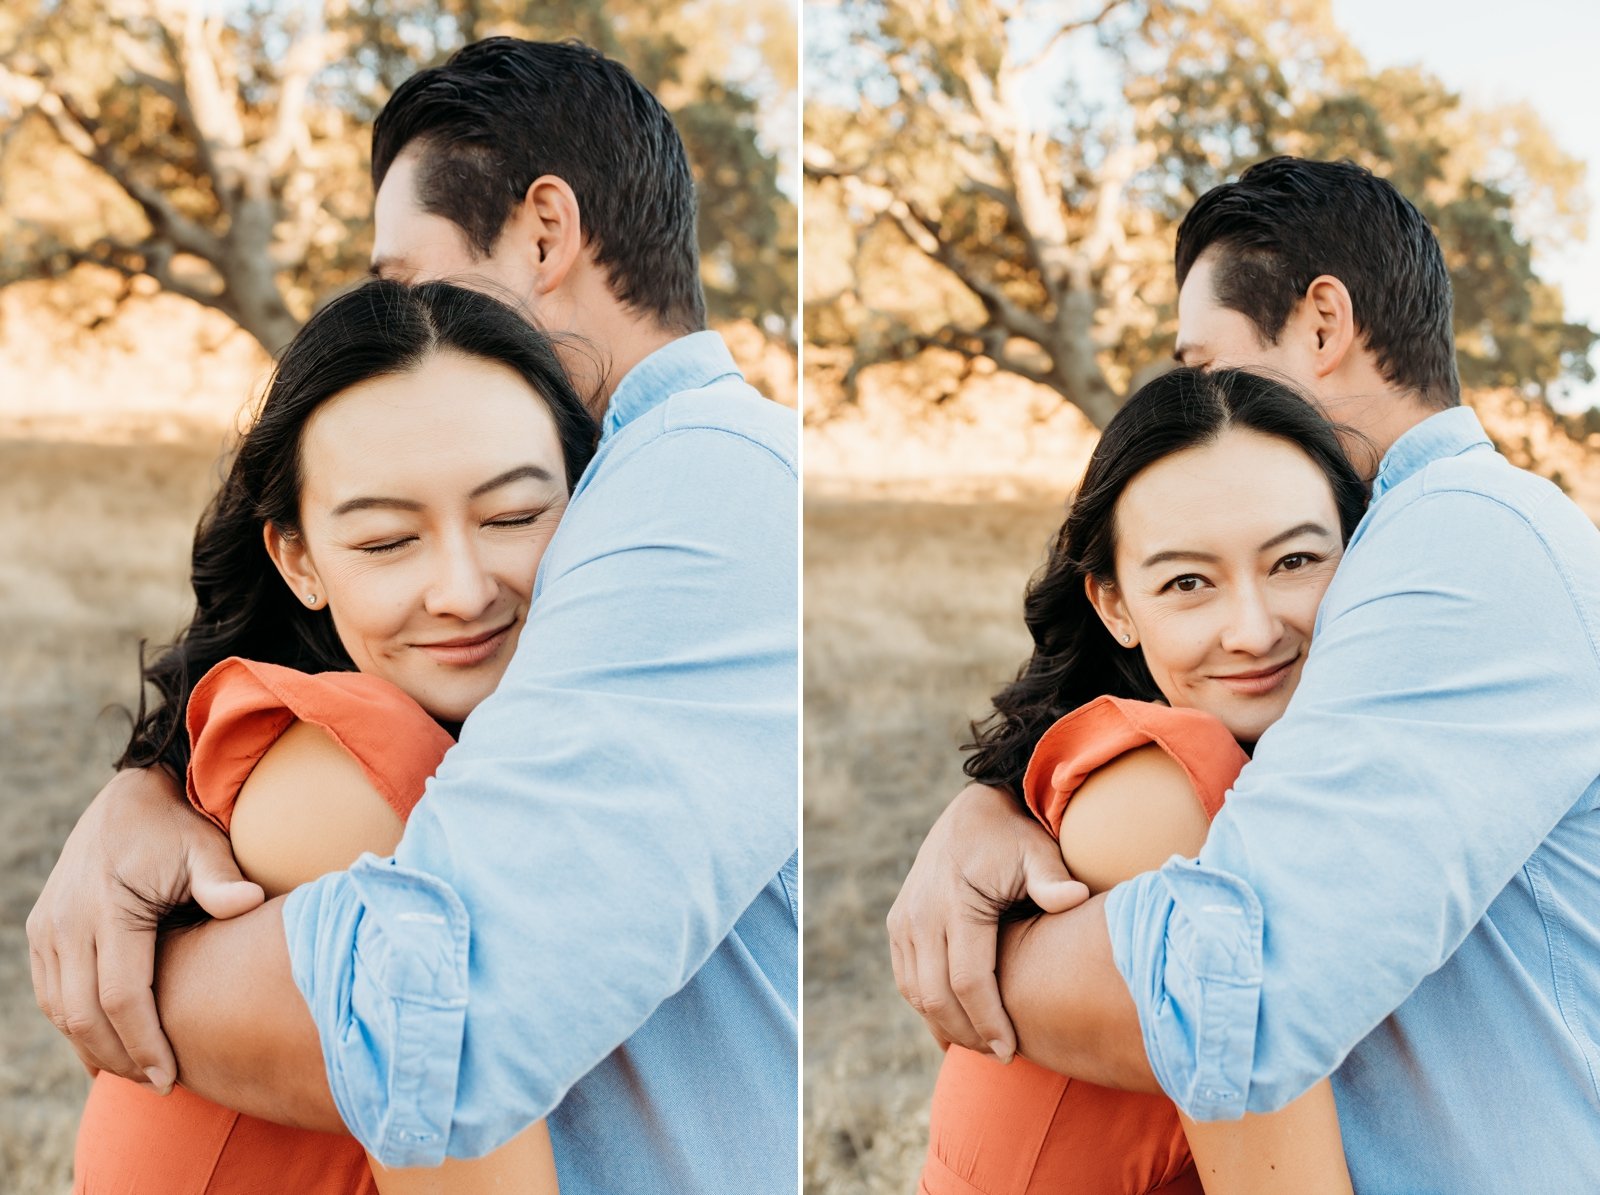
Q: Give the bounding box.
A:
[282,398,798,1164]
[1105,485,1600,1120]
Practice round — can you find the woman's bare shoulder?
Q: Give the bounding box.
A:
[1057,743,1211,894]
[228,719,404,898]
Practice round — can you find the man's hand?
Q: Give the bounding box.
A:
[886,783,1088,1061]
[27,768,265,1090]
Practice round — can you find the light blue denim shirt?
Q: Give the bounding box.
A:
[281,331,799,1192]
[1105,407,1600,1191]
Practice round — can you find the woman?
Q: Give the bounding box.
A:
[73,279,598,1194]
[920,367,1370,1194]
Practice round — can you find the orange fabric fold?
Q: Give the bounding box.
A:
[184,656,455,833]
[1022,695,1248,838]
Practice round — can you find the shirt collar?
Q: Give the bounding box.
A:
[602,331,742,439]
[1370,406,1492,500]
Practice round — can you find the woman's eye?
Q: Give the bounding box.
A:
[486,511,543,529]
[356,537,413,555]
[1165,574,1206,594]
[1276,552,1318,572]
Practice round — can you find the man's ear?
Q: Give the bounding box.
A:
[1084,574,1137,648]
[263,523,325,610]
[515,174,584,297]
[1299,273,1357,379]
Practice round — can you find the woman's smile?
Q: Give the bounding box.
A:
[412,620,519,667]
[1207,651,1302,697]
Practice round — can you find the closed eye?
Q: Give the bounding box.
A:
[356,537,414,555]
[485,510,550,529]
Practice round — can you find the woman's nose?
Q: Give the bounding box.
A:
[1219,584,1283,656]
[423,535,499,621]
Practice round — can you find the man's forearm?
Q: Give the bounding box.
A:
[155,895,344,1132]
[997,894,1159,1093]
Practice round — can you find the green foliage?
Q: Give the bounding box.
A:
[0,0,795,351]
[807,0,1596,413]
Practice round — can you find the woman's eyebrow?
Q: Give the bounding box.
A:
[330,466,557,517]
[1141,548,1219,568]
[470,464,557,498]
[1139,522,1334,568]
[1259,521,1334,551]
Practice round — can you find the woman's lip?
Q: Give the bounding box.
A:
[1211,655,1299,695]
[414,623,514,666]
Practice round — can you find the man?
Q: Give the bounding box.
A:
[28,39,798,1192]
[890,156,1600,1190]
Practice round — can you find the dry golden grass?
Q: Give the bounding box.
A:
[0,431,224,1194]
[802,494,1068,1195]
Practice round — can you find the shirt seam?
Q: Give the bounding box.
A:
[656,420,798,478]
[1410,479,1600,681]
[1524,854,1600,1109]
[593,409,797,485]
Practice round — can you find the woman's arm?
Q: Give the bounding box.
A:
[229,720,559,1195]
[1049,745,1353,1195]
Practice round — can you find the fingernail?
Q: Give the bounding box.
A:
[988,1039,1013,1064]
[144,1067,172,1093]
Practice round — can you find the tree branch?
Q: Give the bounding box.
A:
[891,196,1055,347]
[1015,0,1135,74]
[2,65,226,263]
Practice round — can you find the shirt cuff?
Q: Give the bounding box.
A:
[282,853,471,1165]
[1104,857,1264,1121]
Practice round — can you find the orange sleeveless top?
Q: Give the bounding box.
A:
[920,696,1249,1195]
[73,658,454,1195]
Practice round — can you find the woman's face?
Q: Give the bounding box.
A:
[266,349,569,724]
[1087,427,1344,745]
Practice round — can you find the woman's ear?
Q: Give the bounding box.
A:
[1084,574,1137,648]
[513,174,584,297]
[263,523,325,610]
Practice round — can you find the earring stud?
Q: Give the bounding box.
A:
[1121,632,1131,644]
[305,593,318,606]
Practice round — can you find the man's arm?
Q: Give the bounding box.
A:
[26,768,265,1089]
[284,400,800,1165]
[153,897,339,1129]
[996,896,1156,1089]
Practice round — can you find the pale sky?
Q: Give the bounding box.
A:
[1333,0,1600,410]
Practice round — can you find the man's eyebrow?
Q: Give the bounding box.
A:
[470,465,557,498]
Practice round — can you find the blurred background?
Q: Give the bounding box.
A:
[801,1,1600,1191]
[0,1,795,1189]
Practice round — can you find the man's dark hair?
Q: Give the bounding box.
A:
[1175,156,1459,409]
[372,37,706,335]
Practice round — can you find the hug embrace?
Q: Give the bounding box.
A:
[28,37,798,1195]
[895,157,1600,1194]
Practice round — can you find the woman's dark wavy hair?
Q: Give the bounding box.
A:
[118,279,598,782]
[964,367,1370,797]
